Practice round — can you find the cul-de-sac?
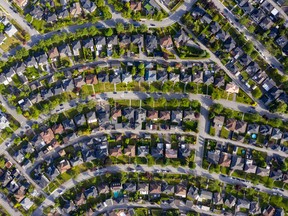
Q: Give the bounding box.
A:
[0,0,287,215]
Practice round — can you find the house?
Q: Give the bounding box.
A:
[183,110,197,121]
[106,35,118,48]
[223,37,236,52]
[159,110,170,121]
[145,70,157,82]
[207,150,220,164]
[62,79,75,92]
[200,14,212,24]
[225,82,239,94]
[70,2,82,17]
[212,192,223,205]
[167,72,179,82]
[225,118,237,131]
[94,36,106,55]
[214,76,225,88]
[157,71,168,82]
[240,1,254,13]
[45,13,58,23]
[230,156,244,170]
[210,22,221,34]
[171,110,182,124]
[174,29,189,47]
[74,114,86,127]
[165,143,178,159]
[160,35,173,50]
[259,17,274,30]
[86,111,97,124]
[135,108,146,123]
[180,72,191,83]
[0,34,6,45]
[199,190,213,201]
[215,29,228,42]
[131,34,144,46]
[119,34,131,47]
[271,128,283,140]
[226,62,239,75]
[58,44,73,57]
[138,183,149,195]
[20,198,34,211]
[263,205,276,216]
[13,0,28,8]
[161,183,174,195]
[48,47,59,62]
[14,186,26,203]
[52,123,64,135]
[62,119,76,131]
[63,200,76,214]
[246,62,260,76]
[25,56,37,68]
[235,120,247,134]
[250,9,265,23]
[259,125,272,135]
[224,195,237,208]
[218,152,231,167]
[85,74,98,85]
[130,1,142,11]
[151,143,163,158]
[109,146,122,157]
[82,38,95,51]
[97,183,110,194]
[80,0,96,13]
[71,40,82,56]
[74,76,85,88]
[179,144,191,158]
[85,186,98,199]
[269,170,283,181]
[146,35,158,53]
[124,145,136,157]
[187,186,199,200]
[109,73,121,84]
[137,146,149,157]
[147,110,158,121]
[40,128,55,144]
[192,71,203,83]
[239,54,252,67]
[97,72,109,83]
[149,182,161,197]
[213,116,225,130]
[246,124,259,135]
[123,182,136,193]
[120,73,132,85]
[13,62,26,76]
[122,107,135,123]
[30,6,43,19]
[175,183,187,198]
[191,6,205,18]
[244,160,257,173]
[4,68,16,82]
[237,199,250,210]
[58,8,69,19]
[256,167,270,177]
[57,159,71,173]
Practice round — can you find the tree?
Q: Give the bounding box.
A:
[115,22,125,34]
[243,41,254,54]
[157,97,166,106]
[104,28,113,37]
[0,23,5,33]
[131,66,137,76]
[167,66,173,73]
[212,103,223,114]
[251,87,262,99]
[139,24,148,33]
[76,103,85,113]
[138,63,145,70]
[87,100,96,110]
[190,100,200,110]
[181,98,190,108]
[96,0,104,7]
[127,24,134,33]
[145,97,154,107]
[170,98,180,108]
[269,118,282,128]
[50,114,59,123]
[270,101,287,113]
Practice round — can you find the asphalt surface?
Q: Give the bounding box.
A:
[0,193,22,216]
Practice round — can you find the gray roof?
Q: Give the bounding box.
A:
[131,34,143,46]
[82,38,94,48]
[94,36,106,46]
[74,114,86,127]
[146,35,158,52]
[106,35,118,45]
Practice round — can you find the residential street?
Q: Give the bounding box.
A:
[0,193,22,216]
[213,0,285,75]
[0,0,38,36]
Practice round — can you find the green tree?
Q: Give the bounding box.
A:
[0,23,5,33]
[157,97,166,106]
[115,22,125,34]
[270,101,287,113]
[139,24,148,33]
[145,97,154,107]
[212,103,223,114]
[50,114,59,123]
[181,98,190,108]
[104,28,113,37]
[251,87,262,99]
[127,24,134,33]
[131,66,137,76]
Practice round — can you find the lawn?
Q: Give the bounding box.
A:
[0,34,21,52]
[209,126,215,136]
[220,127,230,139]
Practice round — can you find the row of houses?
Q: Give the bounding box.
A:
[206,140,287,182]
[30,132,192,187]
[213,115,288,152]
[60,179,284,215]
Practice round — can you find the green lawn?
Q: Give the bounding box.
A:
[220,127,230,139]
